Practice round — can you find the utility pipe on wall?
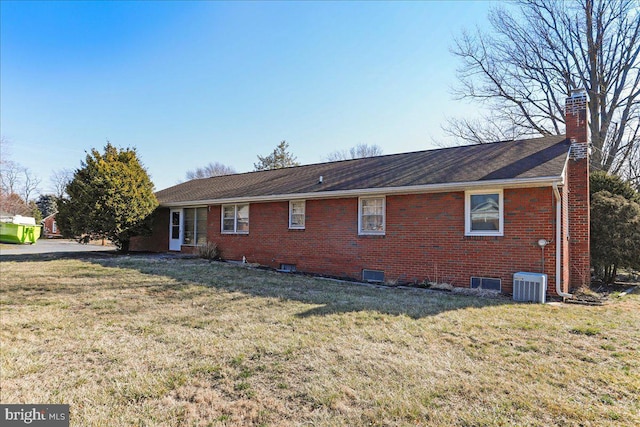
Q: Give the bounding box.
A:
[553,184,573,299]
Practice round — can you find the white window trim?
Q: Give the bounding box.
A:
[465,189,504,236]
[289,200,306,229]
[358,196,386,236]
[221,204,250,234]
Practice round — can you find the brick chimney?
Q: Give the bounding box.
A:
[565,90,590,289]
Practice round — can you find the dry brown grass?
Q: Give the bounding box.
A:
[1,255,639,426]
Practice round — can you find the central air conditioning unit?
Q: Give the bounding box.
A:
[513,272,547,303]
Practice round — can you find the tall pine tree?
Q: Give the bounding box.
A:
[254,141,300,171]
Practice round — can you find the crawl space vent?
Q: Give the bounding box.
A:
[279,264,296,273]
[362,269,384,283]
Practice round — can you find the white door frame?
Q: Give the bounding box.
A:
[169,209,183,251]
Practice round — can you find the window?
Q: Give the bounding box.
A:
[171,211,180,239]
[52,221,57,234]
[222,204,249,233]
[183,207,208,245]
[465,190,503,236]
[289,200,305,229]
[359,196,385,235]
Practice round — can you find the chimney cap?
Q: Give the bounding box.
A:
[570,88,587,98]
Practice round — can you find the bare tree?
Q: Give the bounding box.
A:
[1,164,41,202]
[185,162,237,180]
[21,167,41,202]
[325,144,384,161]
[0,135,10,163]
[0,160,21,195]
[627,141,640,189]
[50,168,74,198]
[446,0,640,180]
[0,191,31,216]
[1,136,42,209]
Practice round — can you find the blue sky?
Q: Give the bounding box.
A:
[1,1,495,192]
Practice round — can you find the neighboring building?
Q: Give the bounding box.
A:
[42,213,62,238]
[131,92,591,297]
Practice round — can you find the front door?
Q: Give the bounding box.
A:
[169,209,182,251]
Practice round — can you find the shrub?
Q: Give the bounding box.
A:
[590,172,640,283]
[198,242,221,261]
[591,191,640,283]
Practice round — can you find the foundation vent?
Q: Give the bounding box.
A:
[362,269,384,283]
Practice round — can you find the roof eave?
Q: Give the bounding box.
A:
[159,175,564,207]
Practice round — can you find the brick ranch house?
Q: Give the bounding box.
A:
[131,92,591,298]
[41,212,63,238]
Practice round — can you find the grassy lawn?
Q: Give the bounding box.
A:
[1,255,638,426]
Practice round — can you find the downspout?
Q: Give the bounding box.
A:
[553,184,573,299]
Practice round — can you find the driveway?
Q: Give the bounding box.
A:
[0,239,117,256]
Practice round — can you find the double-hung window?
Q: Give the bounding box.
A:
[289,200,305,229]
[183,207,208,245]
[222,204,249,234]
[465,190,503,236]
[359,196,385,235]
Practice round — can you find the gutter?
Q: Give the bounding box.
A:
[160,175,565,208]
[553,183,573,299]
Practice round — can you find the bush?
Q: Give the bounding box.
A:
[198,242,221,261]
[591,191,640,283]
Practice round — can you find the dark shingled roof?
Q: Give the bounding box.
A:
[157,135,570,205]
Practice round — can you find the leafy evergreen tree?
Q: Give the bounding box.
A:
[57,144,158,251]
[590,172,640,283]
[254,141,300,171]
[28,201,43,223]
[590,171,640,203]
[591,192,640,283]
[35,194,58,218]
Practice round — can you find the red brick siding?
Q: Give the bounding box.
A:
[129,208,170,252]
[179,245,200,255]
[207,187,557,295]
